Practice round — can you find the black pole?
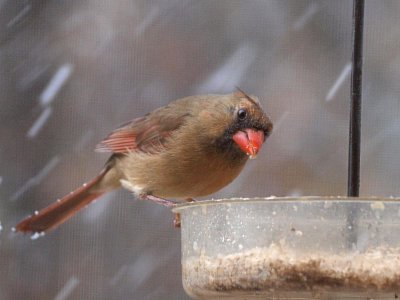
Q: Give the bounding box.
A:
[346,0,365,248]
[348,0,364,197]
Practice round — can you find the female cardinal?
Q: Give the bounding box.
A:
[16,90,273,233]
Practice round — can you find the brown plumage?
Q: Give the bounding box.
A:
[16,90,273,233]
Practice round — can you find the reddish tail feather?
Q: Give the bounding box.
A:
[16,168,109,233]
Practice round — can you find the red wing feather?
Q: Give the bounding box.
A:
[95,130,138,153]
[95,113,188,154]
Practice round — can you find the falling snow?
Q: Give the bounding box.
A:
[133,7,160,38]
[293,2,319,31]
[109,265,129,286]
[54,276,80,300]
[7,4,32,28]
[39,64,74,107]
[2,2,400,300]
[197,44,257,92]
[30,232,45,240]
[26,107,53,139]
[326,63,352,102]
[10,156,60,201]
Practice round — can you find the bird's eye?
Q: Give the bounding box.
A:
[237,108,247,120]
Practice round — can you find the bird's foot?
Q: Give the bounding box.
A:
[139,194,177,207]
[173,198,196,228]
[174,213,181,228]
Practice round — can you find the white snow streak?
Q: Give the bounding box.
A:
[54,276,80,300]
[197,44,257,92]
[7,4,31,28]
[26,107,52,139]
[326,63,352,102]
[109,265,128,286]
[39,64,74,107]
[293,2,319,31]
[133,7,160,37]
[128,252,160,290]
[34,156,60,185]
[10,156,60,201]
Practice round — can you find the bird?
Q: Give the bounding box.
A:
[16,89,273,233]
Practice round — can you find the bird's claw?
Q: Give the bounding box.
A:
[174,213,181,228]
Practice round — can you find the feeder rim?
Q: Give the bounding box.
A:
[172,196,400,212]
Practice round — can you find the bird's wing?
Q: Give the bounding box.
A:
[95,111,189,154]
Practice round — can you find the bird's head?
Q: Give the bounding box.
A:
[200,89,273,160]
[228,89,272,159]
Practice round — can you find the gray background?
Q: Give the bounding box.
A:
[1,0,400,299]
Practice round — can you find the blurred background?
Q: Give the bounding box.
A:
[1,0,400,299]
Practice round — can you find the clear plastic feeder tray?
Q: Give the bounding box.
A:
[172,197,400,299]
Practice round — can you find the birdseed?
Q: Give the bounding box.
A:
[182,242,400,298]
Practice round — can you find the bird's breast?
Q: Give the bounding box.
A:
[117,148,247,199]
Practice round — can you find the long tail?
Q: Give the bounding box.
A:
[16,167,113,233]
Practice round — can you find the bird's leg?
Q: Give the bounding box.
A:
[174,198,196,228]
[139,194,177,207]
[139,195,195,227]
[139,194,182,228]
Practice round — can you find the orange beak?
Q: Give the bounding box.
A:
[232,129,265,159]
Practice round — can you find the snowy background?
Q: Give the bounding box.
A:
[1,0,400,299]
